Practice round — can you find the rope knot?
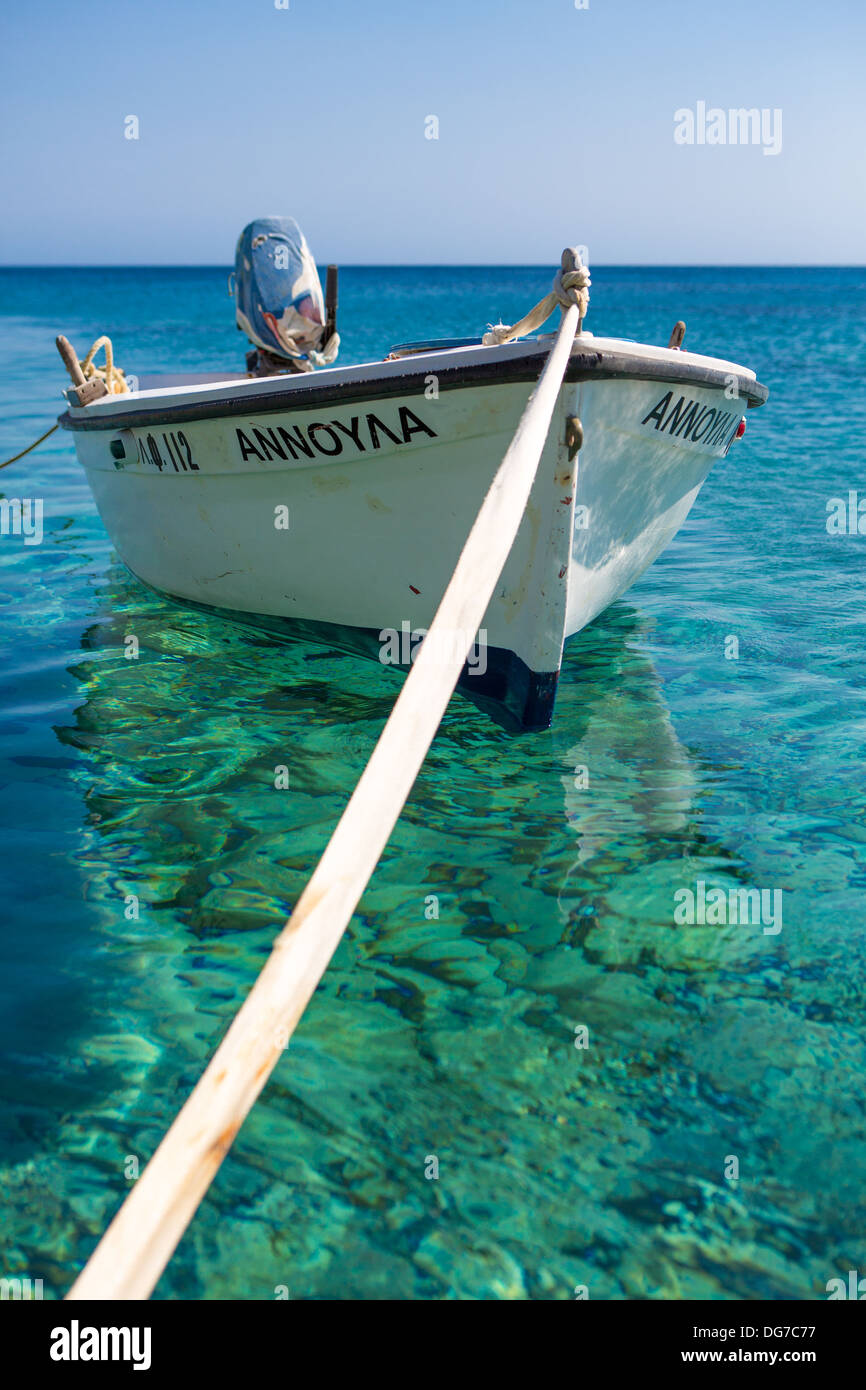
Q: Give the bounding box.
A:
[482,247,590,347]
[553,262,591,312]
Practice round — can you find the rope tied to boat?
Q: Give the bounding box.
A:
[0,422,59,470]
[65,251,587,1304]
[56,334,129,406]
[4,333,128,466]
[78,335,129,394]
[482,247,591,347]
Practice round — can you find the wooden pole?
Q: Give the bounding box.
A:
[67,295,581,1302]
[55,335,86,387]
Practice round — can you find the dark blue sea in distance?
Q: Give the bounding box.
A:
[0,265,864,1300]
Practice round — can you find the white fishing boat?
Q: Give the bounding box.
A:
[57,224,768,730]
[62,234,770,1303]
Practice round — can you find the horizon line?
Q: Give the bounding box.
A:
[0,261,864,271]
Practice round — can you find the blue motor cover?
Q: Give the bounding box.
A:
[234,218,328,363]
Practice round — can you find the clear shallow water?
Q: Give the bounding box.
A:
[0,265,865,1300]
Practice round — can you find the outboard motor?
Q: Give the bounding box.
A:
[233,217,338,376]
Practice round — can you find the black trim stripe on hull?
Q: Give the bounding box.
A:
[58,348,768,432]
[160,591,559,733]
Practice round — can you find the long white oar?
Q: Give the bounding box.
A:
[67,273,583,1302]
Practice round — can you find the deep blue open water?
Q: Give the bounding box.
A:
[0,265,864,1299]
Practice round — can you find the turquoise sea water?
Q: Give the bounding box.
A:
[1,265,865,1300]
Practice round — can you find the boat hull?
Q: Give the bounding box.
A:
[61,338,765,729]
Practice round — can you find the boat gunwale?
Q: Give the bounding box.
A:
[58,346,769,433]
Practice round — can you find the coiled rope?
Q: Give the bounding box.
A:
[78,335,129,394]
[2,334,128,469]
[482,250,591,346]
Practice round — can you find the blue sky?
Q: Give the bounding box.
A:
[0,0,863,264]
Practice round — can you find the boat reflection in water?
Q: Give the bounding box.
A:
[35,570,819,1300]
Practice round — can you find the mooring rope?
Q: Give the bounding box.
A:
[66,248,587,1302]
[0,422,60,470]
[483,255,591,346]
